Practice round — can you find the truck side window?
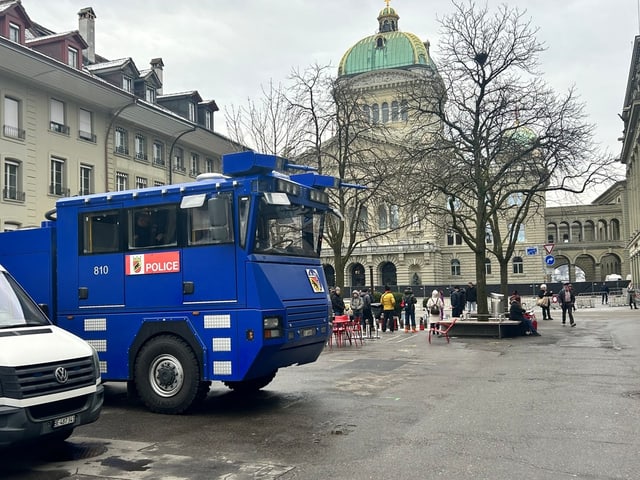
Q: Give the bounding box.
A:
[129,206,177,249]
[187,194,233,245]
[82,210,120,254]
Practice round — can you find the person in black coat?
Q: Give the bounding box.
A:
[509,299,540,336]
[331,287,345,316]
[465,282,477,313]
[450,286,465,318]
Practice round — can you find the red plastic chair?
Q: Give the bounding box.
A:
[331,315,351,347]
[347,317,363,346]
[428,317,457,344]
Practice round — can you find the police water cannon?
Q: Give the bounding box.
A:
[0,149,338,415]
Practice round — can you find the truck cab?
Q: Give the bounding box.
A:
[0,265,103,447]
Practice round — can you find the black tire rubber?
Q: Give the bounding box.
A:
[134,334,207,414]
[223,371,276,393]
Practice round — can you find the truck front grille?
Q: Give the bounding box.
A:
[0,356,95,399]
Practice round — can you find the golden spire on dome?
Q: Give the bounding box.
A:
[385,0,391,6]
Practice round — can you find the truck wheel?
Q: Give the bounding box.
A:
[223,371,276,393]
[134,335,206,414]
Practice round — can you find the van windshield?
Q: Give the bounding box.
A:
[0,272,50,328]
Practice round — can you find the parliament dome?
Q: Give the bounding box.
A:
[338,1,437,77]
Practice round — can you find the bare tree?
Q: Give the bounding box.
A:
[290,66,415,287]
[225,64,414,288]
[224,79,306,157]
[402,0,619,316]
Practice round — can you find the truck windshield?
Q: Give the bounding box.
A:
[0,272,50,328]
[254,200,324,257]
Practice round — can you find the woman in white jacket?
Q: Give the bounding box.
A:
[426,289,444,331]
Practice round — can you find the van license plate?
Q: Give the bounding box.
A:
[53,415,75,428]
[301,328,315,337]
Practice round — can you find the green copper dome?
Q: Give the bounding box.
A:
[338,2,437,77]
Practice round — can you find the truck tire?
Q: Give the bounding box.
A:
[223,371,276,393]
[134,335,209,414]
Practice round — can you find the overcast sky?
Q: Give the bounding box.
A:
[25,0,638,173]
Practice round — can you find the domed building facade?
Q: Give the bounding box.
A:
[321,2,447,293]
[321,2,627,296]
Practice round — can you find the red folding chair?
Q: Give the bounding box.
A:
[428,317,457,344]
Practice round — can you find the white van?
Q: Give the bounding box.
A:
[0,265,103,447]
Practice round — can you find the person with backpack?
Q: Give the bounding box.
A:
[403,287,418,333]
[426,289,444,332]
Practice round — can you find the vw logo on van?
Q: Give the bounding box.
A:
[54,367,69,384]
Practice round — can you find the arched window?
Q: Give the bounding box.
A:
[485,224,493,244]
[451,259,461,276]
[323,264,335,287]
[348,206,368,231]
[372,104,379,123]
[512,256,524,274]
[400,100,408,121]
[362,104,370,123]
[610,219,621,240]
[391,101,399,121]
[381,262,397,287]
[378,204,388,229]
[389,205,399,228]
[351,263,366,287]
[381,102,389,123]
[508,223,526,243]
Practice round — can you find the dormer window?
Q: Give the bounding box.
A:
[9,23,20,43]
[188,102,196,122]
[67,47,78,68]
[376,37,385,48]
[205,111,213,130]
[145,86,155,103]
[123,76,133,92]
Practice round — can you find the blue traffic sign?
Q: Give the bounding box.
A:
[545,255,555,266]
[526,246,538,256]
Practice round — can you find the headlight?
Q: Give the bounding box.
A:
[263,316,281,329]
[263,316,283,339]
[91,346,102,383]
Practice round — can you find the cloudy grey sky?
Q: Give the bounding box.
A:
[25,0,637,161]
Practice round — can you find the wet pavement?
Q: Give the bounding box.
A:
[2,304,640,479]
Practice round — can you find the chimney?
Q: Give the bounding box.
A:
[150,58,164,95]
[78,7,96,64]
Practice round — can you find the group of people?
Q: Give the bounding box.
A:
[535,282,576,326]
[330,286,376,335]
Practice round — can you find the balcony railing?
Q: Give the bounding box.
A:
[135,152,149,162]
[3,187,25,201]
[115,145,129,156]
[3,124,25,139]
[49,184,70,196]
[79,130,97,143]
[173,165,186,173]
[49,122,70,135]
[153,157,165,167]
